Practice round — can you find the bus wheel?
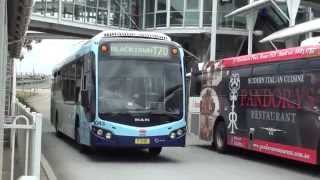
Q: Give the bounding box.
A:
[55,112,62,137]
[214,120,227,153]
[149,147,162,157]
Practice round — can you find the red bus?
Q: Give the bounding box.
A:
[193,45,320,165]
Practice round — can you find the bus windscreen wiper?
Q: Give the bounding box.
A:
[149,110,179,118]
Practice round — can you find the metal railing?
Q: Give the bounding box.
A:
[4,99,42,180]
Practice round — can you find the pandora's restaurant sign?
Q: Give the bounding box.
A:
[239,73,317,124]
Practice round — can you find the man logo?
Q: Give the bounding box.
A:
[134,117,150,122]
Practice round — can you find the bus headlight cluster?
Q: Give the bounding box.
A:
[169,127,186,139]
[93,127,113,140]
[105,132,112,139]
[97,129,104,136]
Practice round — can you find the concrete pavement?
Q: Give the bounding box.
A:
[26,89,320,180]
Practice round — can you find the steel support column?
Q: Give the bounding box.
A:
[210,0,218,61]
[286,0,301,47]
[247,0,258,55]
[0,0,7,179]
[287,0,301,26]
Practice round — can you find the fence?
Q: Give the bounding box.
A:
[4,99,42,180]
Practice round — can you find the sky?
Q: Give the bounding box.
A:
[16,39,87,75]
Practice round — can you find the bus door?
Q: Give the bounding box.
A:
[78,53,95,145]
[60,62,77,138]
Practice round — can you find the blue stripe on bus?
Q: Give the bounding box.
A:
[92,133,186,148]
[92,118,186,137]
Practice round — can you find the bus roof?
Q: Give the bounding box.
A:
[53,31,174,74]
[92,30,172,41]
[220,45,320,68]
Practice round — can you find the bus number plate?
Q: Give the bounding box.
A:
[135,138,150,145]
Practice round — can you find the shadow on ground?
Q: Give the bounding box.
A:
[194,144,320,178]
[50,132,180,164]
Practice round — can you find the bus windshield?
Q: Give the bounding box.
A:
[98,59,183,120]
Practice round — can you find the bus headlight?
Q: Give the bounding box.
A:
[105,132,112,139]
[177,129,183,136]
[97,129,104,136]
[170,132,176,139]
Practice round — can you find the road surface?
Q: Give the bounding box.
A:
[27,90,320,180]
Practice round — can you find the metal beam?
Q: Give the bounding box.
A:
[260,18,320,43]
[210,0,218,61]
[225,0,272,18]
[26,32,82,40]
[0,1,7,179]
[225,0,289,22]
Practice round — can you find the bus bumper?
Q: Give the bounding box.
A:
[91,133,186,148]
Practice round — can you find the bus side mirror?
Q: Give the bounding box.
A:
[81,90,89,107]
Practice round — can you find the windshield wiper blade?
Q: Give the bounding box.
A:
[128,109,151,113]
[150,111,179,118]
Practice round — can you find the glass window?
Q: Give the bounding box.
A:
[146,14,155,28]
[203,0,212,11]
[203,0,212,27]
[157,0,166,11]
[98,59,183,124]
[308,59,320,70]
[75,0,86,5]
[46,0,59,18]
[111,0,120,12]
[33,0,46,16]
[86,6,97,23]
[97,9,108,25]
[74,4,86,22]
[170,12,183,26]
[98,0,108,9]
[170,0,183,11]
[186,0,198,10]
[146,0,155,13]
[253,64,277,75]
[86,0,97,7]
[185,12,199,26]
[62,1,74,20]
[279,61,306,73]
[232,67,252,77]
[203,12,212,26]
[156,12,167,27]
[62,63,76,102]
[235,0,248,8]
[109,12,120,26]
[170,0,183,27]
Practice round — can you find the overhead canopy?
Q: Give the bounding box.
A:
[7,0,34,58]
[260,18,320,42]
[225,0,272,18]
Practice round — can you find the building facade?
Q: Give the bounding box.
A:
[31,0,320,70]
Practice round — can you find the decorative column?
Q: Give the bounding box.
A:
[286,0,301,47]
[246,0,257,55]
[0,0,7,179]
[210,0,218,61]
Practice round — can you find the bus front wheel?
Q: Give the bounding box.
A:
[213,120,228,153]
[149,147,162,157]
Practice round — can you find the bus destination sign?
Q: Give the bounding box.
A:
[110,43,170,58]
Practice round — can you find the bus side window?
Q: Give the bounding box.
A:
[61,63,76,102]
[190,72,202,97]
[253,64,277,76]
[231,66,252,77]
[307,59,320,71]
[279,60,306,73]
